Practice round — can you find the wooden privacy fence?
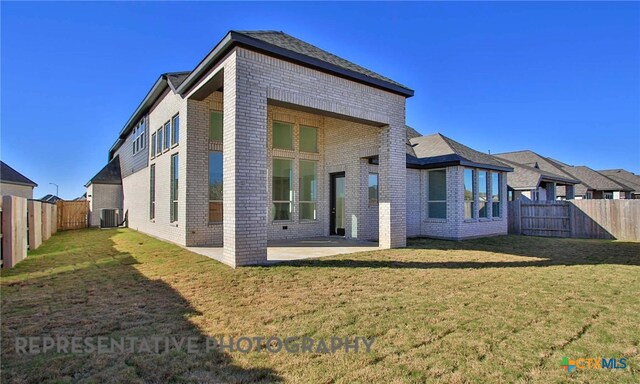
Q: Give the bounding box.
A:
[57,200,89,230]
[508,199,640,241]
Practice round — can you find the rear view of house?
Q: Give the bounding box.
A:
[88,30,512,267]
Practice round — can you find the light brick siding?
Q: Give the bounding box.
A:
[0,183,33,199]
[87,184,123,227]
[406,166,508,240]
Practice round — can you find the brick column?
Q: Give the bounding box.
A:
[222,53,268,267]
[378,121,406,249]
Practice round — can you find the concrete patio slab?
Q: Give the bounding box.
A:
[186,237,379,265]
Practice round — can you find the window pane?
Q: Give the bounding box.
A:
[209,202,223,222]
[273,203,291,221]
[492,202,500,217]
[149,165,155,220]
[368,173,378,205]
[478,171,488,218]
[273,121,293,150]
[172,115,179,145]
[272,158,292,202]
[492,172,501,218]
[209,111,223,141]
[299,160,317,201]
[170,154,179,222]
[464,202,474,219]
[209,152,223,201]
[151,133,156,157]
[164,122,171,149]
[300,202,316,220]
[428,170,446,201]
[428,202,447,219]
[299,125,318,153]
[464,169,474,219]
[157,129,163,152]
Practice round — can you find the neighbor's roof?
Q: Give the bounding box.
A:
[546,162,630,193]
[0,161,37,187]
[495,157,578,190]
[494,150,574,180]
[85,156,122,187]
[407,133,513,172]
[40,194,63,203]
[598,169,640,194]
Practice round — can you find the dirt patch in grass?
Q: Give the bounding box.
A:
[1,229,638,383]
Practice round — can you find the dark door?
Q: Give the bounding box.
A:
[330,172,346,236]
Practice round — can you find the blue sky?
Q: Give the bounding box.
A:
[2,1,639,199]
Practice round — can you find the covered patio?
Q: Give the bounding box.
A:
[187,237,379,264]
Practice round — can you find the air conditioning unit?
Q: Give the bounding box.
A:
[100,209,120,228]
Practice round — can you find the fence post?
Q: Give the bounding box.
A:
[51,203,58,234]
[2,196,28,268]
[27,200,42,250]
[41,203,52,241]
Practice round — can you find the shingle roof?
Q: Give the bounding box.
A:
[165,71,190,91]
[495,157,578,190]
[598,169,640,194]
[0,161,37,187]
[85,156,122,187]
[549,164,629,193]
[40,194,63,203]
[494,150,574,180]
[408,133,512,171]
[234,31,412,93]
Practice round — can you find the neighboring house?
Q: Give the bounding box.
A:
[0,161,37,199]
[598,169,640,199]
[40,194,63,203]
[545,160,632,199]
[493,151,579,201]
[88,30,509,267]
[85,156,123,227]
[404,133,513,239]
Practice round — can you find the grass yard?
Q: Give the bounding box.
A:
[1,229,638,383]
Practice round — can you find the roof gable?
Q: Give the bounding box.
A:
[86,156,122,187]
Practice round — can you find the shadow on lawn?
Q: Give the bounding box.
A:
[275,235,640,269]
[0,230,282,383]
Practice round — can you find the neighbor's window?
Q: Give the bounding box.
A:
[208,152,223,222]
[151,132,156,157]
[478,171,488,218]
[272,158,292,220]
[170,154,179,222]
[209,110,223,141]
[603,192,613,199]
[149,164,155,220]
[157,128,163,154]
[299,125,318,153]
[492,172,501,217]
[164,121,171,150]
[299,160,317,220]
[368,173,378,205]
[464,168,475,219]
[171,114,179,146]
[272,121,293,150]
[427,169,447,219]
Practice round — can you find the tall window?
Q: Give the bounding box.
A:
[132,120,145,154]
[272,158,292,220]
[157,128,163,154]
[464,168,475,219]
[427,169,447,219]
[299,125,318,153]
[209,152,223,222]
[170,154,179,222]
[149,164,155,220]
[209,111,223,141]
[273,121,293,150]
[164,121,171,150]
[151,132,156,157]
[368,173,378,205]
[299,160,317,220]
[478,171,488,218]
[171,114,179,146]
[492,172,501,217]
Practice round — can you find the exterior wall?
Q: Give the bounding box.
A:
[114,116,149,178]
[405,168,422,237]
[87,183,123,227]
[0,182,33,199]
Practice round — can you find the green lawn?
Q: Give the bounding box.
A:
[1,229,638,383]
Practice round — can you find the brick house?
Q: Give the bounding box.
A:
[88,30,511,267]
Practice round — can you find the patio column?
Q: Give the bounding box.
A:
[565,185,575,200]
[378,120,406,249]
[546,182,557,201]
[222,53,268,267]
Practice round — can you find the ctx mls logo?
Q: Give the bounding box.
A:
[561,356,627,373]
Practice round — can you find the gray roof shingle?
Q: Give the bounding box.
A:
[86,156,122,187]
[598,169,640,194]
[165,71,190,91]
[0,161,37,187]
[547,163,630,193]
[493,157,578,190]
